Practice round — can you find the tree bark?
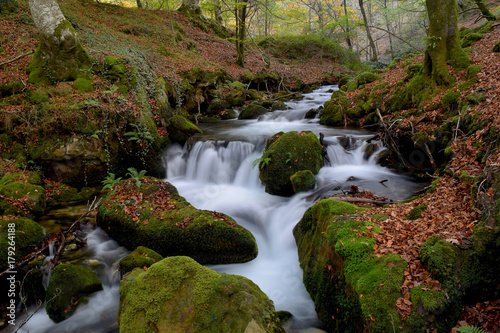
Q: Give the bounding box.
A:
[27,0,91,85]
[235,0,247,67]
[474,0,497,21]
[343,0,352,50]
[423,0,470,86]
[359,0,378,62]
[178,0,201,15]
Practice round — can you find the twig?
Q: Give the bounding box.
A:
[0,51,34,67]
[319,196,397,205]
[377,108,408,168]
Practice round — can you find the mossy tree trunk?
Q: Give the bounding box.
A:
[423,0,470,86]
[178,0,201,15]
[474,0,497,21]
[235,0,247,67]
[27,0,91,85]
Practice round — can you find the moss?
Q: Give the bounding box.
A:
[238,103,268,120]
[119,256,285,333]
[259,131,323,196]
[0,79,24,97]
[290,170,316,193]
[46,263,102,323]
[460,33,483,48]
[466,65,482,82]
[29,88,50,103]
[166,115,202,143]
[493,41,500,53]
[73,77,95,93]
[357,72,381,85]
[0,216,45,272]
[420,235,459,282]
[364,112,380,126]
[97,178,257,264]
[465,91,487,105]
[119,246,163,277]
[293,199,406,332]
[0,171,46,219]
[441,89,460,111]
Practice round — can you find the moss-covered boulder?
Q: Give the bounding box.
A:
[97,177,257,264]
[46,263,102,323]
[0,216,45,272]
[259,131,323,196]
[357,72,382,85]
[460,32,483,48]
[238,103,269,120]
[290,170,316,193]
[44,181,93,207]
[207,98,231,115]
[293,199,408,332]
[119,246,163,277]
[166,115,202,144]
[118,256,285,333]
[0,171,46,219]
[320,90,349,127]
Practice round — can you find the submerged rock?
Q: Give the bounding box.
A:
[118,256,285,333]
[97,177,257,264]
[238,103,269,119]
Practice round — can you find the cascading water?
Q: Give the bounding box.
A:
[14,86,422,332]
[163,86,421,330]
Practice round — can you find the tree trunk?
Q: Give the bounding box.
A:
[136,0,142,8]
[235,0,247,67]
[27,0,91,85]
[383,0,394,58]
[359,0,377,62]
[423,0,470,86]
[474,0,497,21]
[343,0,352,50]
[178,0,201,15]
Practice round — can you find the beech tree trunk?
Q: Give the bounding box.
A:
[474,0,497,21]
[423,0,470,86]
[343,0,352,50]
[178,0,201,15]
[27,0,91,85]
[359,0,377,62]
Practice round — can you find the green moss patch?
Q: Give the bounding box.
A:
[119,246,163,277]
[97,177,257,264]
[238,103,269,119]
[119,256,285,333]
[290,170,316,193]
[46,263,102,323]
[0,171,46,219]
[166,115,202,144]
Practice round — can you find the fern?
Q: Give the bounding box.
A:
[126,167,147,187]
[455,326,485,333]
[102,173,122,191]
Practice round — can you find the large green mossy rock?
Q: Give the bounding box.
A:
[238,103,269,120]
[259,131,323,196]
[118,256,285,333]
[0,171,46,219]
[293,199,407,332]
[166,115,202,144]
[97,177,257,264]
[46,263,102,323]
[320,90,349,127]
[0,216,45,272]
[119,246,163,277]
[493,41,500,53]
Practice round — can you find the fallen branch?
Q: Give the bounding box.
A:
[377,108,409,168]
[0,51,34,67]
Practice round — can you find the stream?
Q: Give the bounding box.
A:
[16,86,422,332]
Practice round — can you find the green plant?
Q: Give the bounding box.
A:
[455,326,485,333]
[124,124,154,143]
[102,173,122,191]
[126,167,147,187]
[252,156,271,170]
